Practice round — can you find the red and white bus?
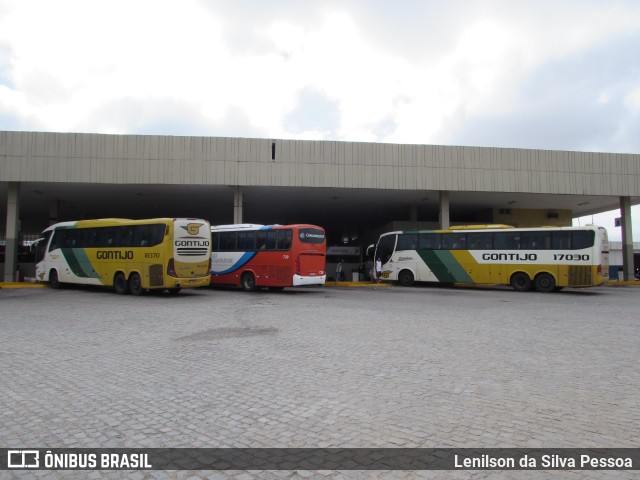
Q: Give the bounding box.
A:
[210,224,326,291]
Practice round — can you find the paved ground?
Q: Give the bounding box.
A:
[1,284,639,479]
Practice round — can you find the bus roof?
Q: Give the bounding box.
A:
[211,224,267,231]
[43,218,206,232]
[449,224,514,230]
[211,224,325,231]
[380,224,606,236]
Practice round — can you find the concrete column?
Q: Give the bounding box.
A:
[233,186,243,224]
[49,199,60,225]
[409,205,418,222]
[620,196,634,281]
[439,191,450,230]
[3,182,21,282]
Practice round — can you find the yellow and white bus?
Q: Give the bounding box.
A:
[34,218,211,294]
[369,225,609,292]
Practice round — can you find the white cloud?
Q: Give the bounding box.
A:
[2,0,640,145]
[625,88,640,112]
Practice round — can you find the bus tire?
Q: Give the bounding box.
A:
[241,272,256,292]
[398,269,415,287]
[114,272,130,295]
[49,270,61,289]
[535,273,556,293]
[510,272,532,292]
[129,272,144,296]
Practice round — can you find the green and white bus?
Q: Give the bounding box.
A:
[368,224,609,292]
[34,218,211,294]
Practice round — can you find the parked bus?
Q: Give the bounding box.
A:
[368,224,609,292]
[210,224,326,291]
[34,218,211,294]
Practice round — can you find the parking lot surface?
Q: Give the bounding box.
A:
[1,284,639,479]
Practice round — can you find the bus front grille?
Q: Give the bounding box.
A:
[177,248,209,256]
[149,264,164,287]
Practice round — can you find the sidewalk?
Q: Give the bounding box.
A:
[607,280,640,286]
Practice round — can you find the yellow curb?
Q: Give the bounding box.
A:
[324,281,393,287]
[0,282,48,289]
[607,280,640,286]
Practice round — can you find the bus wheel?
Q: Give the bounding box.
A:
[114,272,130,295]
[129,273,144,296]
[241,272,256,292]
[535,273,556,293]
[49,270,61,289]
[398,270,415,287]
[510,272,532,292]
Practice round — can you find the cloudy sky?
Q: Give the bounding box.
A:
[0,0,638,239]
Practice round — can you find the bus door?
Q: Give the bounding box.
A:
[33,231,52,282]
[394,233,420,280]
[374,234,397,280]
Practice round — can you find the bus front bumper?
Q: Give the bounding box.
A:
[166,275,211,289]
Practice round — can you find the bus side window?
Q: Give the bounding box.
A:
[396,233,418,251]
[277,230,292,250]
[418,233,440,250]
[521,231,551,250]
[236,232,248,250]
[61,230,74,248]
[442,233,466,250]
[256,231,266,250]
[246,231,256,250]
[149,225,165,246]
[552,232,571,249]
[220,232,236,251]
[265,231,277,250]
[105,228,117,247]
[211,233,220,251]
[520,232,534,249]
[121,227,135,247]
[494,232,520,249]
[75,229,89,248]
[468,233,492,250]
[572,230,594,249]
[85,228,99,248]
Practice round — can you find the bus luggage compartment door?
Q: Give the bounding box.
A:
[149,264,164,287]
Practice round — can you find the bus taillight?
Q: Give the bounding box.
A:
[167,258,177,277]
[295,256,301,275]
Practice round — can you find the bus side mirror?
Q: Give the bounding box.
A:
[366,244,374,257]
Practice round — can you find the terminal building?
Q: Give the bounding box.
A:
[1,130,639,281]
